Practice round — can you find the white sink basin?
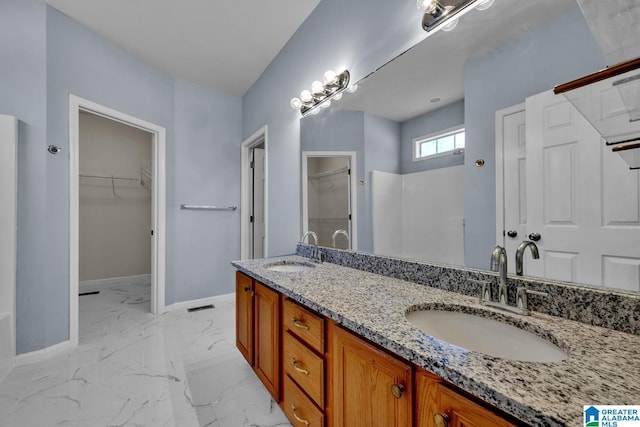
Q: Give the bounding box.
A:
[265,261,315,272]
[406,309,567,362]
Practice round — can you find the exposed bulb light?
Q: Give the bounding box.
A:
[290,70,351,116]
[416,0,437,13]
[323,70,337,85]
[290,97,302,109]
[475,0,495,11]
[442,17,459,31]
[346,83,358,93]
[311,80,324,95]
[300,90,312,103]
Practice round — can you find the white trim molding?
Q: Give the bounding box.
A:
[240,126,269,260]
[164,293,235,312]
[15,340,71,366]
[68,95,167,347]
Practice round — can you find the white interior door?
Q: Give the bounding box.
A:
[497,105,527,274]
[525,90,640,291]
[251,147,265,258]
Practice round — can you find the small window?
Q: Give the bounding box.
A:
[413,127,465,161]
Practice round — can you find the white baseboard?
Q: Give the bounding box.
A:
[79,274,151,292]
[15,340,70,366]
[164,292,234,312]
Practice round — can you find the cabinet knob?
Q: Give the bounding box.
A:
[390,383,405,399]
[243,286,250,292]
[433,413,450,427]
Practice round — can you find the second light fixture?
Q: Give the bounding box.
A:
[291,70,353,116]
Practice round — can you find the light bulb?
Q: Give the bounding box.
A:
[442,17,458,31]
[311,80,324,94]
[290,97,302,110]
[475,0,495,11]
[300,90,312,103]
[346,84,358,94]
[416,0,437,13]
[323,70,337,85]
[333,92,343,101]
[321,100,331,109]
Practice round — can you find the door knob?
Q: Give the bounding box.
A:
[507,230,518,238]
[390,384,405,399]
[433,413,450,427]
[528,232,541,242]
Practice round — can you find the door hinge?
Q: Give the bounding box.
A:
[348,168,351,175]
[250,161,255,169]
[151,230,154,236]
[348,214,352,220]
[250,215,254,223]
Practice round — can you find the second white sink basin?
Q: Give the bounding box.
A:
[265,261,315,272]
[406,309,567,362]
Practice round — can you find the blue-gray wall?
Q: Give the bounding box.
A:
[1,1,242,354]
[400,100,465,174]
[300,110,399,253]
[242,0,426,257]
[463,9,606,269]
[0,0,48,354]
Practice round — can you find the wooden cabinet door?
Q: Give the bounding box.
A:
[416,369,517,427]
[328,322,412,427]
[235,271,254,365]
[254,281,281,401]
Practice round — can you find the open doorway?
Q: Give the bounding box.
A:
[302,151,357,250]
[241,126,268,259]
[69,95,166,346]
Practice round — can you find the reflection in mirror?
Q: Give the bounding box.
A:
[302,153,355,250]
[300,0,640,294]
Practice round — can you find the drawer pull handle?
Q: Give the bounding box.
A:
[292,360,309,375]
[291,318,310,330]
[390,383,405,399]
[291,405,310,426]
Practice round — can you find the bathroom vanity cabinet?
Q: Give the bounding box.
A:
[235,271,281,400]
[235,271,519,427]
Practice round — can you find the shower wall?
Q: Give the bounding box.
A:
[372,165,464,265]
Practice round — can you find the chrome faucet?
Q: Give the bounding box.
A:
[331,229,349,248]
[472,244,548,316]
[515,240,539,276]
[490,245,508,304]
[300,231,322,262]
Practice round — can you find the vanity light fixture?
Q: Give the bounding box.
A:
[418,0,495,33]
[290,69,351,116]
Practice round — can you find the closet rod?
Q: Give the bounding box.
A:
[180,204,237,211]
[79,174,138,182]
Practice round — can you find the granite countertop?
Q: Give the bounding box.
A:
[232,256,640,427]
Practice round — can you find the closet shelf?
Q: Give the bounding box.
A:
[308,166,349,180]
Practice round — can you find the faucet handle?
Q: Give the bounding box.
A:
[516,287,549,313]
[468,279,492,303]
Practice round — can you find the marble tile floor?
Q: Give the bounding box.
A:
[0,281,292,427]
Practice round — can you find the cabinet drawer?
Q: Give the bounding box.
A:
[283,375,324,427]
[283,298,324,353]
[283,331,325,407]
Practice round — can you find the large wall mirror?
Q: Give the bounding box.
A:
[300,0,640,294]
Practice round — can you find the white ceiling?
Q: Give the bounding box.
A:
[337,0,580,122]
[45,0,321,96]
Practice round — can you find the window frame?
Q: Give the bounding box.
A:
[412,126,465,162]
